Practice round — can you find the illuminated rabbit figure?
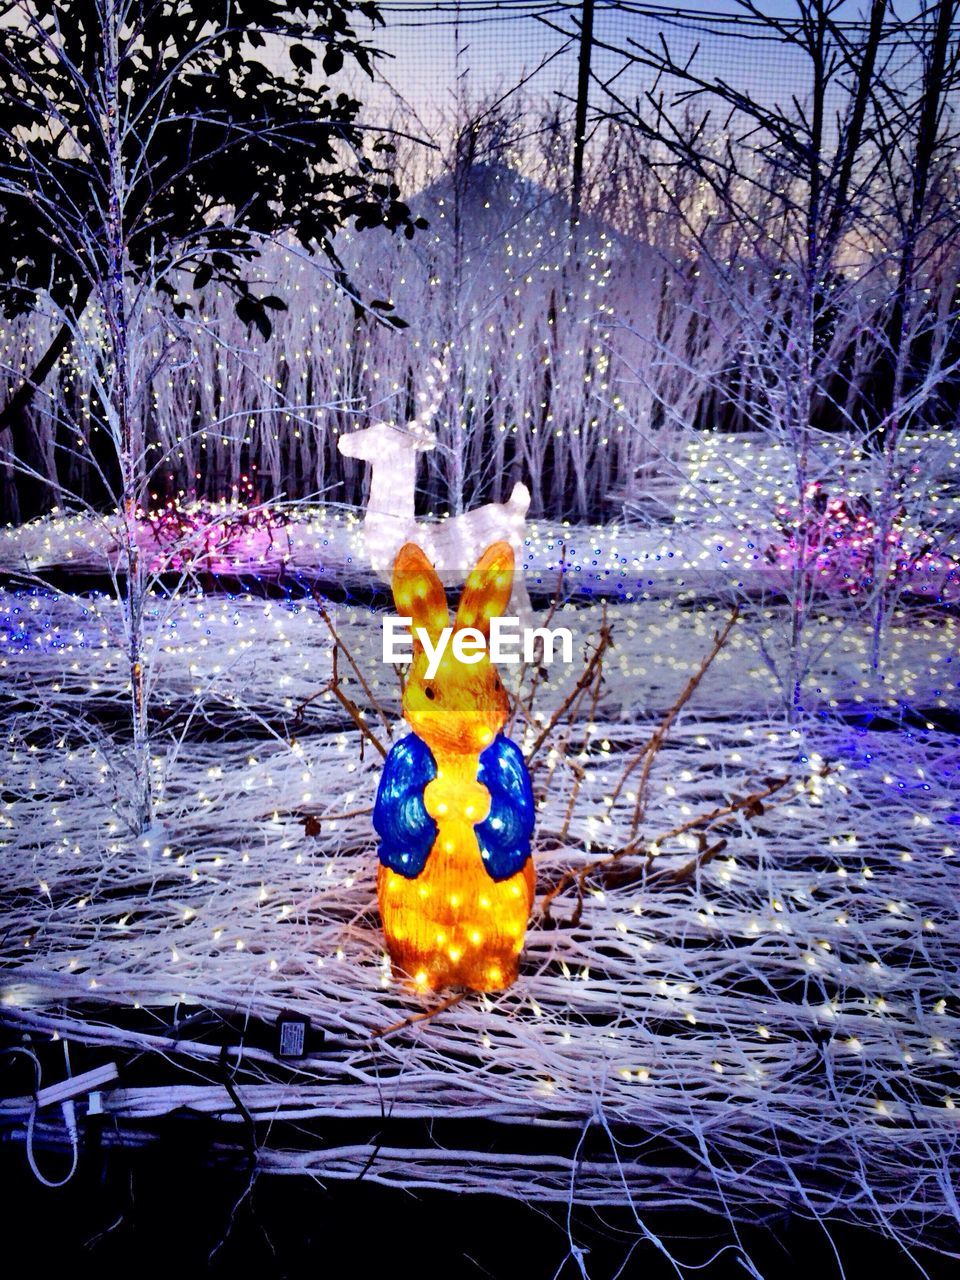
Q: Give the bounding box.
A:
[374,540,535,992]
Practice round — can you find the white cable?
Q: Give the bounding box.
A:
[22,1041,81,1189]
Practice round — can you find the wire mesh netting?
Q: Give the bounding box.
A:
[1,2,959,1269]
[1,585,959,1249]
[362,1,932,151]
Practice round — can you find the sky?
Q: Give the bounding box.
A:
[345,0,931,138]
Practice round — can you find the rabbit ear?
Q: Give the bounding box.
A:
[454,541,515,639]
[392,543,450,644]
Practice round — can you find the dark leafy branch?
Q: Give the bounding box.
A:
[0,0,427,450]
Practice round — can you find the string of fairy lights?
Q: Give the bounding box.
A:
[0,0,958,1252]
[1,581,958,1226]
[4,175,958,534]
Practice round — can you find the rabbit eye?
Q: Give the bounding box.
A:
[494,677,502,691]
[424,686,435,701]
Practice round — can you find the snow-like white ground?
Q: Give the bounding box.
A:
[3,502,958,604]
[0,519,958,1247]
[0,504,785,595]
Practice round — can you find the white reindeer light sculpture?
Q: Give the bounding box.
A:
[338,366,534,624]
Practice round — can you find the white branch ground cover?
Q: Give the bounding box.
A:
[0,571,958,1252]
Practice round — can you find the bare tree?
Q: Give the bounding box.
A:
[582,0,960,712]
[0,0,420,830]
[863,0,960,665]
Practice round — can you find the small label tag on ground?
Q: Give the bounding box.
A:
[276,1012,310,1058]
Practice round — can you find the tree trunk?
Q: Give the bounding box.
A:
[870,0,957,668]
[104,0,152,834]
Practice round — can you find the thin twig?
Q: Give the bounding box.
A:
[325,647,389,760]
[308,583,393,742]
[371,991,467,1041]
[541,771,790,924]
[508,543,567,736]
[612,606,740,840]
[608,773,792,888]
[645,836,730,888]
[526,607,613,763]
[557,758,586,845]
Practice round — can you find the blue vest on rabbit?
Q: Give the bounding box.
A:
[374,733,534,882]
